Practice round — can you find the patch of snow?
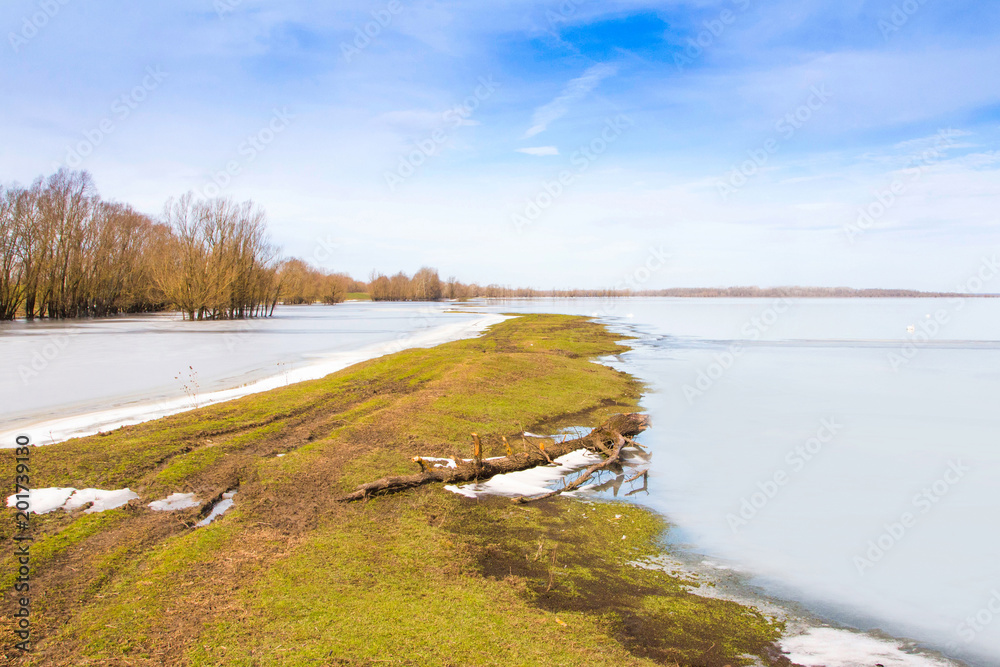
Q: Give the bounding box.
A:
[445,448,603,499]
[444,484,477,498]
[6,487,75,514]
[195,490,237,527]
[7,487,136,514]
[149,492,201,511]
[781,628,957,667]
[421,456,459,469]
[62,488,138,513]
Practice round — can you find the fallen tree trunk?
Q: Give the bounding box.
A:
[337,413,650,502]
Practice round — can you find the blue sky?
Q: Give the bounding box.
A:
[1,0,998,290]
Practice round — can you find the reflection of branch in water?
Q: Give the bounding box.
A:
[624,448,651,463]
[591,472,624,496]
[624,469,647,484]
[577,466,650,498]
[625,470,649,497]
[537,438,652,500]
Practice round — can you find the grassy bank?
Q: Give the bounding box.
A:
[1,314,784,666]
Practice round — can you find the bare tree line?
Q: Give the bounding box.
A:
[364,278,979,302]
[369,267,444,301]
[367,270,637,301]
[158,194,281,320]
[1,169,285,321]
[277,259,365,305]
[0,170,171,320]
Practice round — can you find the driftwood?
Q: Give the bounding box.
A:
[337,413,650,503]
[512,432,627,503]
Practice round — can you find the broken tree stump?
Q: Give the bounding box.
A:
[336,413,650,503]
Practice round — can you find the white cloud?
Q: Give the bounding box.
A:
[516,146,559,156]
[523,63,617,138]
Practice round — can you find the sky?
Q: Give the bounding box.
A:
[1,0,998,291]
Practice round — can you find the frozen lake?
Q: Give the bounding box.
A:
[2,296,998,665]
[0,303,504,444]
[458,297,1000,667]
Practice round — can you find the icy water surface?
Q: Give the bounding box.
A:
[0,302,504,443]
[457,297,1000,667]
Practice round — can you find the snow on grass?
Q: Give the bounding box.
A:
[149,492,201,511]
[420,456,458,469]
[63,488,139,513]
[781,627,958,667]
[445,448,603,499]
[195,490,237,527]
[7,487,138,514]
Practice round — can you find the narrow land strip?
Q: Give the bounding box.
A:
[1,314,786,666]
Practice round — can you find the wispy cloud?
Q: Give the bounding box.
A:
[516,146,559,156]
[523,63,617,138]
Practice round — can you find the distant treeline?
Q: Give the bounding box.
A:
[367,273,636,301]
[277,259,365,305]
[363,282,977,301]
[632,287,977,298]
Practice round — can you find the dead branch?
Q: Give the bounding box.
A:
[336,413,649,503]
[513,432,627,504]
[624,469,648,484]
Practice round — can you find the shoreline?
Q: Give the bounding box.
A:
[0,311,508,448]
[443,442,970,667]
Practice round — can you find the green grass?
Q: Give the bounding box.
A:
[151,422,284,491]
[345,292,371,300]
[0,314,783,666]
